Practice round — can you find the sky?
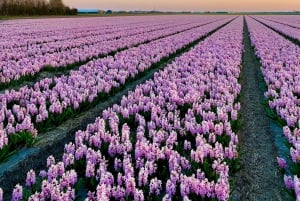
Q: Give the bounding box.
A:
[62,0,300,12]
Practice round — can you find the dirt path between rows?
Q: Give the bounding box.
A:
[231,18,291,201]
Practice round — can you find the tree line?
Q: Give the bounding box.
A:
[0,0,77,16]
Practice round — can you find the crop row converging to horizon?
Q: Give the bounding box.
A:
[0,14,300,201]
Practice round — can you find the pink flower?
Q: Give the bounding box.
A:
[47,164,58,182]
[284,175,294,190]
[231,109,238,121]
[138,168,148,187]
[134,189,144,201]
[0,130,8,149]
[295,175,300,196]
[180,178,190,197]
[57,162,65,176]
[39,170,47,178]
[63,153,75,167]
[85,161,95,178]
[149,178,162,195]
[215,178,229,201]
[125,176,136,196]
[184,140,191,150]
[26,169,36,187]
[96,184,110,201]
[111,186,125,199]
[12,184,22,201]
[46,155,55,168]
[277,157,287,169]
[166,180,176,196]
[66,170,78,186]
[0,187,3,201]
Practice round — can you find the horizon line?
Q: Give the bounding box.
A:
[76,9,300,13]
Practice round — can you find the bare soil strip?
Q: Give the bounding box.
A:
[0,18,236,200]
[231,18,291,201]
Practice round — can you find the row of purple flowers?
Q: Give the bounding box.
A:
[0,16,243,201]
[1,16,199,48]
[0,16,226,85]
[1,17,210,60]
[255,15,300,29]
[0,18,232,151]
[246,16,300,200]
[253,16,300,43]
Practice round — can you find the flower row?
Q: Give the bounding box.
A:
[255,15,300,29]
[246,16,300,199]
[1,16,198,48]
[0,18,232,151]
[253,16,300,43]
[0,17,229,84]
[1,17,208,58]
[2,16,243,201]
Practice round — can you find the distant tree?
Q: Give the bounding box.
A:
[0,0,77,16]
[0,0,8,15]
[49,0,64,14]
[106,10,112,14]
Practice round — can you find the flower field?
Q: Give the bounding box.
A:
[246,16,300,200]
[0,14,299,200]
[0,16,227,86]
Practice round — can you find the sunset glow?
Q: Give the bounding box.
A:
[63,0,300,12]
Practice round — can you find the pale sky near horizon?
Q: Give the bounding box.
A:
[62,0,300,12]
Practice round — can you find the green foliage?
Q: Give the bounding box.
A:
[285,188,297,200]
[0,131,35,163]
[230,118,241,133]
[292,163,300,176]
[0,0,77,16]
[75,178,88,201]
[263,100,286,127]
[216,134,231,147]
[22,177,44,200]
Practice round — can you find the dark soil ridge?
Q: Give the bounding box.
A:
[231,17,291,201]
[0,18,236,200]
[251,16,300,47]
[0,17,226,92]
